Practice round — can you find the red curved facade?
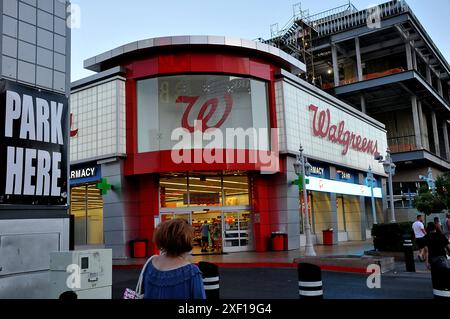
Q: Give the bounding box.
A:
[119,48,290,254]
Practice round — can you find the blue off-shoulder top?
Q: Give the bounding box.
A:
[143,260,206,300]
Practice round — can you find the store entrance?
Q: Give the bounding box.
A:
[159,209,252,255]
[158,171,253,255]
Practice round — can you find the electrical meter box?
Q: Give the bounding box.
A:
[49,249,112,299]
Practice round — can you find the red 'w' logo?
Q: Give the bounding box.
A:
[70,113,78,137]
[176,94,233,133]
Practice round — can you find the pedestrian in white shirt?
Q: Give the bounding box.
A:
[412,215,427,262]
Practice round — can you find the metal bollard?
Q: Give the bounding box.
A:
[403,236,415,272]
[198,262,220,300]
[297,263,323,299]
[431,267,450,299]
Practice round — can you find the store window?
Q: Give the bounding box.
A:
[70,184,104,246]
[137,74,270,154]
[189,173,223,207]
[160,173,189,208]
[160,172,249,208]
[223,174,250,206]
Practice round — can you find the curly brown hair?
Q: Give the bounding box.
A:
[153,219,193,256]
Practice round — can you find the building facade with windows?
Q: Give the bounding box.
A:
[0,0,71,299]
[265,0,450,220]
[70,36,389,259]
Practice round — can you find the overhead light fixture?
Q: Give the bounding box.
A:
[327,69,333,74]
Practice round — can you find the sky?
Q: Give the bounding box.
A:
[70,0,450,81]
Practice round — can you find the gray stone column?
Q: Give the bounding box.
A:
[406,42,413,70]
[437,79,443,97]
[411,96,423,149]
[418,101,429,150]
[412,47,418,70]
[355,37,363,82]
[443,121,450,161]
[360,94,367,114]
[331,44,340,87]
[431,111,441,156]
[426,64,432,85]
[268,156,301,250]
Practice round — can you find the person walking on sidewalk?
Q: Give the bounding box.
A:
[434,217,443,234]
[142,219,206,299]
[412,215,427,262]
[424,222,450,271]
[443,213,450,258]
[443,213,450,240]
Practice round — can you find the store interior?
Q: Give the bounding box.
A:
[159,171,252,254]
[70,183,104,246]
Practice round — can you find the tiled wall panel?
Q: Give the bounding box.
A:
[1,0,70,94]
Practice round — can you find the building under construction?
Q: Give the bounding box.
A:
[264,0,450,220]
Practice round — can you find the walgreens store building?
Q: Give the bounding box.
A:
[69,36,388,258]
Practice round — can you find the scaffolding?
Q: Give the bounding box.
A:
[265,1,359,86]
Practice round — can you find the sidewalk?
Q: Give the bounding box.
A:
[113,240,375,269]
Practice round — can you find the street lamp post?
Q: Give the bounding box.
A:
[419,167,436,194]
[365,166,378,225]
[294,145,316,257]
[376,149,397,223]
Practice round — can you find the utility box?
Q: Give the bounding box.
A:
[49,249,112,299]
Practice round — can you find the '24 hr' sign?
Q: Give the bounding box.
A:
[0,80,68,206]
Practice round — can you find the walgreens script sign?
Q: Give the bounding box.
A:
[309,104,379,156]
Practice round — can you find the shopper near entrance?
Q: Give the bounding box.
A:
[201,221,210,253]
[142,219,206,299]
[424,222,450,271]
[412,215,427,262]
[211,222,221,253]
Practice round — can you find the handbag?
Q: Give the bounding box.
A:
[123,256,155,299]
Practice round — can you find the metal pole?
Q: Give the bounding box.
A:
[389,165,396,223]
[370,184,377,225]
[367,167,377,225]
[301,148,316,257]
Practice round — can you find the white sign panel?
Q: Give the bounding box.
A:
[307,176,383,198]
[276,79,388,175]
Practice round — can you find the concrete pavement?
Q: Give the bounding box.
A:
[113,240,375,267]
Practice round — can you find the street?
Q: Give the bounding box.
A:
[112,267,434,300]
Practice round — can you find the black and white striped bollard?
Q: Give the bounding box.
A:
[403,236,415,272]
[297,263,323,299]
[431,267,450,299]
[198,262,220,300]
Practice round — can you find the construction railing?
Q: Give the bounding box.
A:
[312,0,409,37]
[321,67,406,89]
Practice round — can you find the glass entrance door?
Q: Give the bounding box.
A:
[222,211,252,253]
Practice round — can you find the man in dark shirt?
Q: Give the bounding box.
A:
[425,222,450,271]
